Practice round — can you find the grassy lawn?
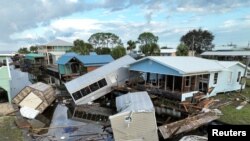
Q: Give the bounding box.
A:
[0,116,24,141]
[217,80,250,124]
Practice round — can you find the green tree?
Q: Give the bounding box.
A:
[137,32,160,56]
[29,46,38,52]
[126,40,137,52]
[111,46,126,59]
[180,28,214,54]
[140,43,160,56]
[138,32,158,45]
[70,39,93,55]
[95,47,111,55]
[18,47,30,54]
[88,32,122,48]
[176,43,189,56]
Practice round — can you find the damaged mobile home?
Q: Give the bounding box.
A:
[65,55,137,105]
[109,91,159,141]
[129,56,247,101]
[12,82,55,118]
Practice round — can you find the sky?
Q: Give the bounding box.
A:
[0,0,250,51]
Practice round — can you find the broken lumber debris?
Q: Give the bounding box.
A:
[109,91,159,141]
[12,82,55,119]
[159,111,220,139]
[0,103,17,116]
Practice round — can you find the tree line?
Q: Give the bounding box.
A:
[18,29,214,58]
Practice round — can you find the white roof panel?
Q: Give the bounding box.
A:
[65,55,136,94]
[116,91,154,113]
[148,56,224,74]
[160,48,177,53]
[201,51,250,56]
[217,61,246,68]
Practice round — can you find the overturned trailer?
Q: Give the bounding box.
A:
[12,82,55,118]
[109,92,159,141]
[65,55,136,105]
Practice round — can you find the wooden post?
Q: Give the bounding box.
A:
[181,77,184,93]
[194,75,197,90]
[172,76,175,92]
[165,75,167,90]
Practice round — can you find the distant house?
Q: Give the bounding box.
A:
[201,50,250,61]
[129,56,247,101]
[65,55,136,105]
[20,53,46,83]
[57,53,114,81]
[37,39,73,65]
[48,51,66,65]
[160,48,176,56]
[0,51,15,65]
[109,91,159,141]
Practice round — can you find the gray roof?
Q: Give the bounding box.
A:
[65,55,136,94]
[116,91,154,113]
[201,51,250,56]
[45,39,73,46]
[29,82,51,92]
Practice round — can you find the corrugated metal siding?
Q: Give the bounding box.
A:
[74,67,131,105]
[110,112,158,141]
[116,92,154,113]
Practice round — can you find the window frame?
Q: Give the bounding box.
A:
[214,73,218,84]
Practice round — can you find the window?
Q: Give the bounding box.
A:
[98,78,107,88]
[89,82,100,92]
[185,76,191,86]
[237,72,241,82]
[72,91,82,101]
[214,73,218,84]
[80,87,91,96]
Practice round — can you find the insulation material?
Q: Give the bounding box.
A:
[20,106,39,119]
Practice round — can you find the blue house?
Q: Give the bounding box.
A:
[129,56,247,101]
[57,53,114,81]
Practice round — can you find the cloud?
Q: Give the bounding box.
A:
[173,0,250,13]
[1,0,250,51]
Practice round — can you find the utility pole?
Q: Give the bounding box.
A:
[192,36,194,56]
